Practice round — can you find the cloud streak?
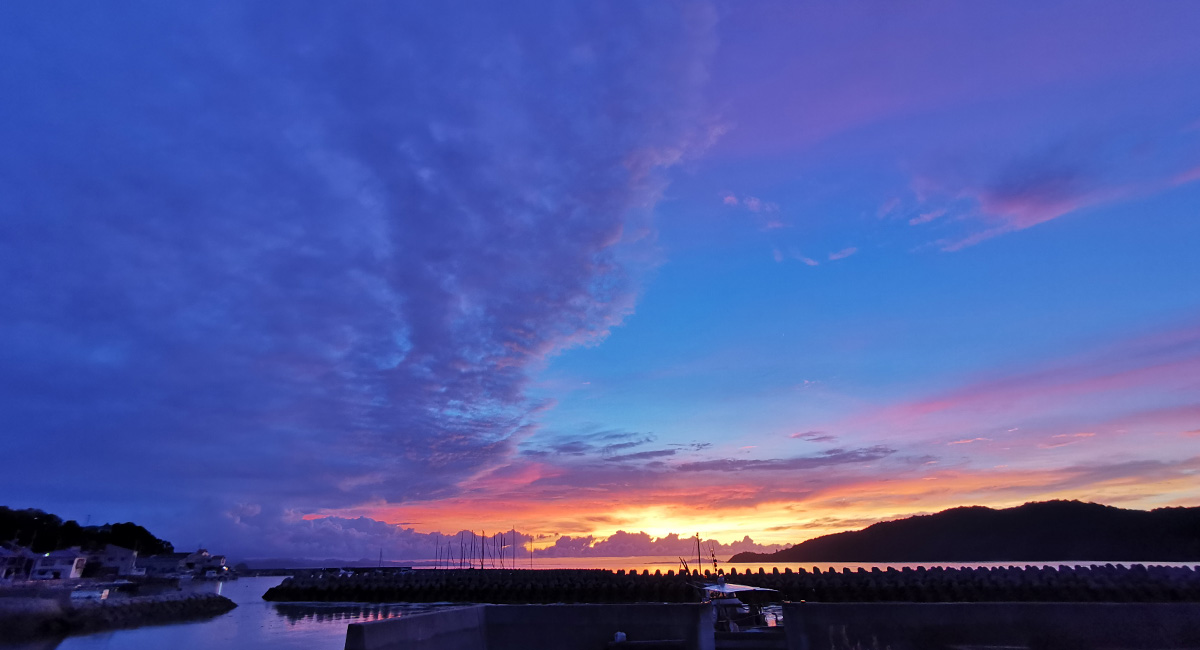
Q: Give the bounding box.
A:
[677,446,894,472]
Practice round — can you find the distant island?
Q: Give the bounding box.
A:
[728,500,1200,563]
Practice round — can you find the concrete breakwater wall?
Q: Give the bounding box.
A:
[263,564,1200,604]
[344,601,1200,650]
[0,593,236,642]
[782,602,1200,650]
[345,603,715,650]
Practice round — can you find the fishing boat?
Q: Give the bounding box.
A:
[680,535,783,632]
[702,577,780,632]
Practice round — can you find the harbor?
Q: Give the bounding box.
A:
[5,563,1200,650]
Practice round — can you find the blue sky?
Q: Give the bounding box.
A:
[1,1,1198,560]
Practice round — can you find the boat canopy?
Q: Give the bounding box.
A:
[705,582,779,595]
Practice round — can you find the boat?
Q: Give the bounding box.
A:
[682,535,782,631]
[701,578,781,632]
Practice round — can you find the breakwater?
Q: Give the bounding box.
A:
[0,592,236,642]
[262,564,1200,604]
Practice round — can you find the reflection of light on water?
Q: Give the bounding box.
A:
[271,603,407,626]
[269,602,468,634]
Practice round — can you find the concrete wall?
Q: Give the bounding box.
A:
[345,603,715,650]
[345,605,486,650]
[782,601,1200,650]
[485,603,713,650]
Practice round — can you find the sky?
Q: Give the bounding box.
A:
[2,1,1198,562]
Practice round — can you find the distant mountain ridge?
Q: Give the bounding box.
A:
[728,500,1200,563]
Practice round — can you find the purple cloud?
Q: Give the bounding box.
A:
[0,2,718,537]
[604,449,677,463]
[677,446,894,472]
[791,430,837,443]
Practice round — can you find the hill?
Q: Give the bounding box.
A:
[0,506,174,555]
[728,500,1200,563]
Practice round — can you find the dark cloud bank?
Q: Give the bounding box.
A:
[0,2,718,554]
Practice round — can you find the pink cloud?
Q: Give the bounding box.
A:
[928,150,1200,251]
[828,247,858,261]
[850,323,1200,441]
[744,196,762,212]
[722,193,739,206]
[948,437,990,445]
[791,430,836,443]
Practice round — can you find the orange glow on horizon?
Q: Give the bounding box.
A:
[306,455,1200,551]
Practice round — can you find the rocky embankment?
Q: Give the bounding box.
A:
[0,593,236,642]
[262,564,1200,604]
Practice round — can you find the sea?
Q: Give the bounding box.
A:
[8,558,1199,650]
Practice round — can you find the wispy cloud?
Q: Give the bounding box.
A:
[861,323,1200,429]
[1038,432,1095,449]
[828,247,858,261]
[915,134,1200,251]
[791,430,836,443]
[723,192,784,231]
[604,449,677,463]
[677,446,894,472]
[908,209,946,226]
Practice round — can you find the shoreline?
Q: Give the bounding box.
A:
[0,593,236,644]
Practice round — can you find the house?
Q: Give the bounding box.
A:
[180,549,226,573]
[136,552,190,576]
[1,543,36,582]
[136,548,228,577]
[31,548,88,580]
[86,544,143,576]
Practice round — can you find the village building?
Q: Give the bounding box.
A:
[136,551,189,576]
[31,548,88,580]
[136,549,227,577]
[1,543,36,582]
[86,544,143,576]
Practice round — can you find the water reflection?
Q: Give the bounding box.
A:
[269,602,456,625]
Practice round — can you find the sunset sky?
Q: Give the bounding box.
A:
[2,1,1199,561]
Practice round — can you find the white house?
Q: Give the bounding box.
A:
[31,548,87,580]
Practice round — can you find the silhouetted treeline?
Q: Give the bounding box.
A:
[262,564,1200,604]
[0,506,174,554]
[729,501,1200,563]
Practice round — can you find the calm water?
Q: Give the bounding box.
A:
[33,577,463,650]
[17,559,1200,650]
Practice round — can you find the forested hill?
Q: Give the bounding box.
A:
[0,506,174,554]
[729,501,1200,563]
